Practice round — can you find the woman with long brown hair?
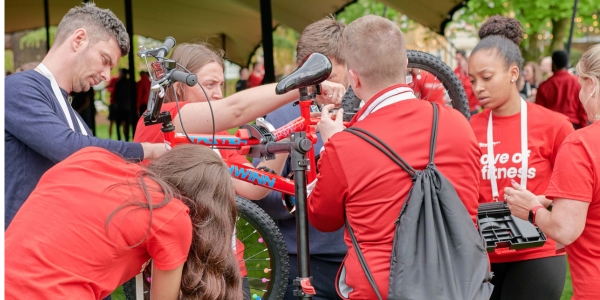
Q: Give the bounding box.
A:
[5,145,242,300]
[134,43,296,201]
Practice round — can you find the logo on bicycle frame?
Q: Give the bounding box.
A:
[229,165,276,188]
[189,135,249,146]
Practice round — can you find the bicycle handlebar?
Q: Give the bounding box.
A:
[137,36,176,59]
[171,70,198,87]
[157,37,175,58]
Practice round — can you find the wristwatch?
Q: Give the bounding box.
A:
[528,205,545,226]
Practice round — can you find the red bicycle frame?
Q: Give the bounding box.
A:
[162,98,319,196]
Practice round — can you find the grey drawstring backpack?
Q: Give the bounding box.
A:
[344,103,493,300]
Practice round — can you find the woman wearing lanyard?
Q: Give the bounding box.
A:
[468,16,574,300]
[505,44,600,300]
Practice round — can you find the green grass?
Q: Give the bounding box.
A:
[561,259,573,300]
[95,123,132,142]
[111,286,125,300]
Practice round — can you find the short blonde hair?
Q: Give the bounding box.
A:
[576,44,600,98]
[576,44,600,121]
[342,15,407,85]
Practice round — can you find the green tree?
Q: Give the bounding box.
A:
[19,26,58,49]
[336,0,417,32]
[452,0,599,62]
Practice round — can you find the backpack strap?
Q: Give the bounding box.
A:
[428,102,439,164]
[342,102,440,299]
[345,217,384,300]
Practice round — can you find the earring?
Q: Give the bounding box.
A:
[511,79,515,83]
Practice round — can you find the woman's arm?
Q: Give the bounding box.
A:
[176,81,345,134]
[234,153,289,200]
[505,182,589,245]
[150,262,184,300]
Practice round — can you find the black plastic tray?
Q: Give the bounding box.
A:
[477,202,546,253]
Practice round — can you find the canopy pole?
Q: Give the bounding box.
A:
[44,0,50,52]
[566,0,579,59]
[259,0,275,84]
[222,33,227,95]
[124,0,137,137]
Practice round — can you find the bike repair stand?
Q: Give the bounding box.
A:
[292,87,317,299]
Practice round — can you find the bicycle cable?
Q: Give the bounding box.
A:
[170,62,216,147]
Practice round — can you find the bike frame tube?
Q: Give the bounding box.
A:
[172,133,262,148]
[163,127,296,196]
[226,161,295,195]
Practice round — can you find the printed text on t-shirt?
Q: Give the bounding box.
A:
[480,150,536,180]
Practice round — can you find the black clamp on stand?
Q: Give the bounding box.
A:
[143,110,175,134]
[238,124,278,160]
[290,131,316,299]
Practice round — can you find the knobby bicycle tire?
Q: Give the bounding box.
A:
[340,50,470,121]
[407,50,470,120]
[236,196,289,300]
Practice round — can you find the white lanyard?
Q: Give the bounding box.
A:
[37,63,88,136]
[487,99,528,201]
[357,87,416,122]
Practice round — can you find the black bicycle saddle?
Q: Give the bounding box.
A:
[275,53,332,95]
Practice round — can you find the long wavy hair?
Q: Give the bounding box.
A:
[107,145,241,299]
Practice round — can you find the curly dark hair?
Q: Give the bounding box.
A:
[478,15,524,45]
[472,15,524,70]
[54,2,130,56]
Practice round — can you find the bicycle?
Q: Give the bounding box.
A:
[125,37,470,300]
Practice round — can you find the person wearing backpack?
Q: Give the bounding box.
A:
[468,16,571,300]
[308,15,491,300]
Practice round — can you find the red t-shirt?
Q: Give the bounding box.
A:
[133,102,249,276]
[409,70,446,105]
[5,147,192,299]
[136,75,151,111]
[545,121,600,300]
[455,67,480,112]
[133,102,250,166]
[470,103,573,263]
[536,70,588,128]
[308,85,481,299]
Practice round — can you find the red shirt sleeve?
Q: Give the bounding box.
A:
[308,142,348,232]
[146,207,193,270]
[546,141,594,203]
[551,118,575,165]
[220,149,250,166]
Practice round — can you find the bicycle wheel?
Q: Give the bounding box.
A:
[236,196,289,300]
[407,50,470,120]
[340,50,470,121]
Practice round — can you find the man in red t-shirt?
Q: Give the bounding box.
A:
[136,71,151,116]
[455,50,481,113]
[536,50,588,129]
[105,73,121,139]
[308,16,481,299]
[246,61,265,88]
